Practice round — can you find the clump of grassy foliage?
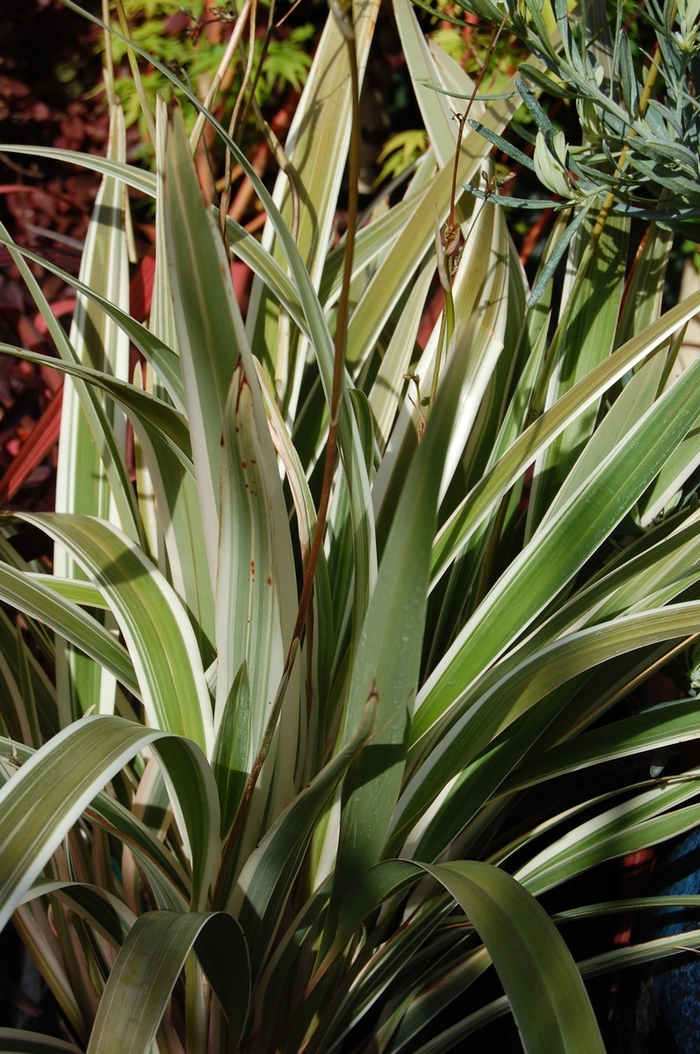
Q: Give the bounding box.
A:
[2,1,700,1052]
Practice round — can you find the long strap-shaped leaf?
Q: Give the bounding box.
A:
[414,351,700,746]
[0,716,218,929]
[424,862,605,1054]
[393,602,700,853]
[13,514,213,755]
[0,1029,82,1053]
[325,328,475,942]
[216,362,299,801]
[315,858,603,1054]
[230,690,377,978]
[164,114,299,649]
[164,113,243,581]
[0,564,139,698]
[431,286,700,588]
[0,344,191,463]
[85,911,250,1054]
[57,0,378,681]
[0,231,184,409]
[7,740,191,906]
[0,144,311,340]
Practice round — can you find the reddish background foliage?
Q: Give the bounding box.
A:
[0,1,109,516]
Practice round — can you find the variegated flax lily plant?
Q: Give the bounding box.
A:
[2,0,700,1052]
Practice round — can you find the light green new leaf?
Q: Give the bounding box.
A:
[345,98,520,369]
[424,861,605,1054]
[85,911,249,1054]
[368,259,435,450]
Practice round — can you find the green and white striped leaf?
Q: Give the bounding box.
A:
[0,230,184,408]
[231,691,377,978]
[14,514,213,754]
[431,287,700,588]
[424,861,605,1054]
[215,362,298,790]
[0,564,139,698]
[164,113,244,584]
[53,101,133,725]
[85,911,249,1054]
[415,351,700,746]
[327,337,474,935]
[393,603,700,857]
[0,716,218,930]
[514,780,700,896]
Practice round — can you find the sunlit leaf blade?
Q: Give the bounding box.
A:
[14,514,213,754]
[415,353,700,745]
[52,101,135,724]
[504,697,700,793]
[0,230,184,408]
[85,911,249,1054]
[0,717,217,931]
[216,361,299,803]
[394,0,457,168]
[0,344,191,463]
[513,780,700,896]
[527,212,629,531]
[345,93,522,369]
[164,112,243,581]
[424,861,605,1054]
[397,602,700,860]
[430,287,700,588]
[251,0,382,401]
[0,144,156,196]
[0,564,139,698]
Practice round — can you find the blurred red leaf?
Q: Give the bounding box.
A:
[0,385,62,506]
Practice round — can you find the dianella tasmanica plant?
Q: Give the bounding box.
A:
[3,0,700,1051]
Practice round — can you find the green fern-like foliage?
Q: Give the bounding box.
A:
[103,0,314,155]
